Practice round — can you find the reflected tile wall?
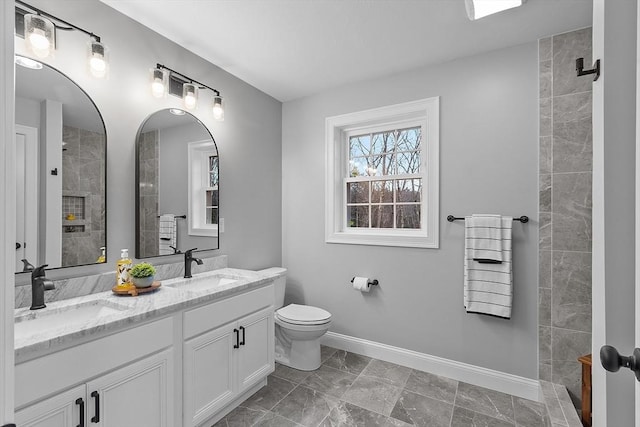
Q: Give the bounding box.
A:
[538,27,592,410]
[138,130,159,257]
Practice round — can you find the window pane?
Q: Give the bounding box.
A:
[371,154,396,176]
[347,182,369,203]
[397,179,422,202]
[349,135,370,158]
[396,127,421,152]
[396,204,420,229]
[371,205,394,228]
[206,190,219,206]
[371,180,393,203]
[347,206,369,228]
[371,131,394,155]
[349,157,368,177]
[209,156,219,187]
[206,208,218,225]
[397,151,420,174]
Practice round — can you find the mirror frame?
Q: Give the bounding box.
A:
[134,109,220,259]
[14,58,108,275]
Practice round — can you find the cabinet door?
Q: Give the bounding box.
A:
[85,348,173,427]
[15,384,85,427]
[183,322,236,427]
[237,307,274,393]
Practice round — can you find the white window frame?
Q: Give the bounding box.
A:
[187,140,218,237]
[325,97,439,248]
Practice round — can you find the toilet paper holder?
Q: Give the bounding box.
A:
[350,277,379,286]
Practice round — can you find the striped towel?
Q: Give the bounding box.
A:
[463,215,513,319]
[158,214,177,255]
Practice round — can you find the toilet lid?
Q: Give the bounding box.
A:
[277,304,331,324]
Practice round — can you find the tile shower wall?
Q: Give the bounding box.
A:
[538,28,592,408]
[61,125,106,266]
[137,130,160,257]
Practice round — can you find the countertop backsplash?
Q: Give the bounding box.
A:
[15,255,228,309]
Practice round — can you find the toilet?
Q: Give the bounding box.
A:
[261,268,332,371]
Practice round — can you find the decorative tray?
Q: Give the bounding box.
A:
[112,281,161,296]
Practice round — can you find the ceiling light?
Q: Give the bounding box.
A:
[465,0,526,20]
[150,68,168,98]
[88,40,108,78]
[24,14,55,58]
[169,108,185,116]
[15,55,43,69]
[183,83,198,110]
[212,96,224,121]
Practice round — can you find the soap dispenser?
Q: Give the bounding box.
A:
[97,246,106,263]
[116,248,132,287]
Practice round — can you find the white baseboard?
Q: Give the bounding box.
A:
[321,331,541,402]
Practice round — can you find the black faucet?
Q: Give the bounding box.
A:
[30,264,55,310]
[184,248,203,279]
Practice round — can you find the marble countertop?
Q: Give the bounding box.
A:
[14,267,284,363]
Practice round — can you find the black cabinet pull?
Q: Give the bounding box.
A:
[239,326,246,346]
[91,391,100,423]
[233,328,239,349]
[75,397,85,427]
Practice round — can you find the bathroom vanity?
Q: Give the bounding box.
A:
[13,268,279,427]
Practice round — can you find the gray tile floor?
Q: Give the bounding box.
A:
[214,347,550,427]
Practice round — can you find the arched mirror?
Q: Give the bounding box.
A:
[136,109,219,259]
[14,56,107,273]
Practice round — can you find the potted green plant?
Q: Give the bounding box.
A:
[129,262,156,288]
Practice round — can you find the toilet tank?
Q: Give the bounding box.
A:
[258,267,287,308]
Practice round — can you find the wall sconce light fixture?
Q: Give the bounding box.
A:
[152,64,225,121]
[16,0,110,78]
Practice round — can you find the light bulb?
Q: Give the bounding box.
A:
[183,83,198,110]
[29,29,50,51]
[150,68,167,98]
[25,14,55,59]
[212,96,224,121]
[88,41,108,78]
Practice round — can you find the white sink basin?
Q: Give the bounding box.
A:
[164,275,238,292]
[15,300,128,337]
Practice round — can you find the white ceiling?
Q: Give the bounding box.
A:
[100,0,592,102]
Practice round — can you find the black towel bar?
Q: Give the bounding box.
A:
[447,215,529,223]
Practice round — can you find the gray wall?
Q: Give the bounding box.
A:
[282,43,539,377]
[537,28,593,407]
[14,0,282,284]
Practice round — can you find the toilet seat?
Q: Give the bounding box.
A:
[276,304,331,325]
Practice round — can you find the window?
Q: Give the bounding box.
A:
[325,97,439,248]
[188,140,218,237]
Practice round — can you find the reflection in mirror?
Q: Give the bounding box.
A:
[14,56,107,273]
[136,109,219,259]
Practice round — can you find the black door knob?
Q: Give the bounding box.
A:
[600,345,640,381]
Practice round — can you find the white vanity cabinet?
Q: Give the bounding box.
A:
[15,317,175,427]
[182,285,274,427]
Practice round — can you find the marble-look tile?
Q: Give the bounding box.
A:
[454,382,515,423]
[540,60,552,99]
[324,350,371,375]
[539,37,552,62]
[553,27,593,97]
[302,365,358,398]
[403,369,458,404]
[360,359,412,388]
[243,375,296,411]
[321,345,338,363]
[272,363,312,384]
[271,385,339,427]
[539,288,552,327]
[552,252,592,332]
[539,250,552,289]
[514,397,548,427]
[553,118,592,174]
[212,403,268,427]
[450,406,514,427]
[540,98,552,137]
[553,92,592,124]
[540,136,552,174]
[342,375,402,416]
[253,411,302,427]
[540,174,552,213]
[390,389,454,427]
[551,329,591,404]
[552,173,592,252]
[539,362,552,382]
[320,402,411,427]
[539,213,552,250]
[540,381,566,426]
[554,383,583,424]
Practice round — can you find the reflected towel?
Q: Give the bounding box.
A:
[159,214,177,255]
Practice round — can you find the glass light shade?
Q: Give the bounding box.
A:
[183,83,198,110]
[88,40,108,78]
[465,0,525,20]
[25,14,55,58]
[150,68,168,98]
[212,96,224,121]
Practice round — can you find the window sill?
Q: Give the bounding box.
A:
[326,230,438,249]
